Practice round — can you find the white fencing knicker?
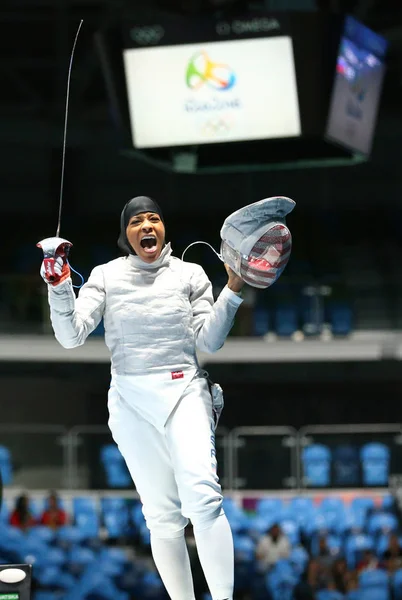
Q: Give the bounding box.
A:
[107,370,223,537]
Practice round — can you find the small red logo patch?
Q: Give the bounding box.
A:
[171,371,184,380]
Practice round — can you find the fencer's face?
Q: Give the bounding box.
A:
[126,212,165,263]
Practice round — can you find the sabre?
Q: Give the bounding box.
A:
[37,20,83,282]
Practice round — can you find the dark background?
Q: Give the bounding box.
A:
[1,0,402,431]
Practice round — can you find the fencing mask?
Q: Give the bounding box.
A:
[220,196,295,289]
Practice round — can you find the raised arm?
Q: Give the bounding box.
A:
[46,265,106,349]
[190,264,243,354]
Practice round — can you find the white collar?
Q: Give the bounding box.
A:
[127,242,172,271]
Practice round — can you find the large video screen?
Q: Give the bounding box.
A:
[123,36,301,149]
[326,16,388,155]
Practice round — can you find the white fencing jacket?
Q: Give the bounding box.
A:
[46,243,243,429]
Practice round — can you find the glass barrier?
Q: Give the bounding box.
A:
[0,425,68,489]
[2,423,400,493]
[299,425,402,489]
[67,426,231,490]
[67,426,132,491]
[229,427,298,490]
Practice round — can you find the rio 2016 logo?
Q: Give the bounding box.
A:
[186,50,236,91]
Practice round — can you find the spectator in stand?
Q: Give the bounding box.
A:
[381,533,402,573]
[10,493,36,530]
[40,491,67,529]
[293,558,322,600]
[255,523,291,572]
[316,535,336,571]
[356,549,379,574]
[330,557,350,595]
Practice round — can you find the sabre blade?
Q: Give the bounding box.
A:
[56,19,83,238]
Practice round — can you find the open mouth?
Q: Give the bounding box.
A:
[140,235,158,254]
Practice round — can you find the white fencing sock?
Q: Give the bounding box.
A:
[193,513,234,600]
[150,532,196,600]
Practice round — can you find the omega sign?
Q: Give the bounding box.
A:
[216,17,280,36]
[130,25,165,45]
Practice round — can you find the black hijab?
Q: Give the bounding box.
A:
[117,196,164,255]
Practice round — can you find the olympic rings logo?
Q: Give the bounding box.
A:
[130,25,165,45]
[200,116,234,136]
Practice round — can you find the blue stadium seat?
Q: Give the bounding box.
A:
[345,534,374,568]
[248,515,277,537]
[100,443,125,463]
[100,546,128,565]
[139,571,166,600]
[336,509,365,537]
[233,534,255,562]
[320,497,346,515]
[271,559,293,576]
[0,445,12,485]
[316,590,345,600]
[29,498,45,520]
[252,306,270,336]
[274,304,298,337]
[318,499,347,534]
[255,498,283,518]
[393,568,402,600]
[333,445,360,486]
[382,495,396,511]
[101,497,128,513]
[35,565,76,589]
[328,301,353,336]
[266,562,298,600]
[0,500,9,523]
[302,444,331,487]
[0,524,25,555]
[360,443,390,486]
[359,589,390,600]
[67,546,97,577]
[26,526,56,545]
[367,512,398,536]
[351,497,375,516]
[100,444,132,488]
[225,513,248,535]
[377,534,402,556]
[289,546,309,575]
[290,496,314,515]
[322,509,346,534]
[40,547,66,568]
[279,519,300,545]
[131,502,146,529]
[119,566,143,595]
[304,513,330,539]
[75,512,100,538]
[104,509,130,538]
[346,591,361,600]
[62,563,118,600]
[73,496,98,515]
[56,525,85,547]
[139,522,151,546]
[288,497,315,529]
[34,593,59,600]
[359,568,389,589]
[69,546,97,566]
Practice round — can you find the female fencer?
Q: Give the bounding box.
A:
[40,195,244,600]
